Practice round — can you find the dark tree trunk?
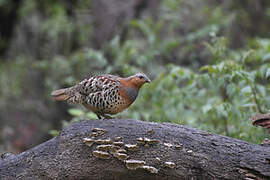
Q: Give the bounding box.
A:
[90,0,159,49]
[0,119,269,180]
[0,0,22,57]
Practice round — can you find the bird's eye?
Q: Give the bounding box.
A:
[138,76,144,79]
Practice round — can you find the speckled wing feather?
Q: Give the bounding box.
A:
[77,75,121,95]
[65,74,129,114]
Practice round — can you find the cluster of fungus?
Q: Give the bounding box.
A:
[92,150,111,159]
[90,128,107,137]
[164,161,176,169]
[163,142,183,150]
[136,137,160,147]
[83,127,178,174]
[124,160,158,174]
[83,131,128,161]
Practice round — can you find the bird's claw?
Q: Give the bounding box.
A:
[96,113,113,119]
[102,114,113,119]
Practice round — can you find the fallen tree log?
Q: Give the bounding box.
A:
[0,119,270,180]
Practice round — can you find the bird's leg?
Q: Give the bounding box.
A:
[95,113,102,119]
[102,114,113,119]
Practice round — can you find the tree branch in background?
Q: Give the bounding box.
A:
[251,84,264,114]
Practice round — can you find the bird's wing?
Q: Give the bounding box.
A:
[76,74,121,95]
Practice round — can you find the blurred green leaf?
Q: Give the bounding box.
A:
[241,86,252,94]
[202,104,212,114]
[86,112,97,119]
[262,53,270,61]
[266,68,270,78]
[49,130,60,137]
[68,108,84,117]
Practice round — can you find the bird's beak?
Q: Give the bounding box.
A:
[145,77,151,83]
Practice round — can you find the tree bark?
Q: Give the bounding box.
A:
[0,119,269,180]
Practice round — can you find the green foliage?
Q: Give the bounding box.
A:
[1,0,269,144]
[122,37,269,143]
[0,58,29,100]
[63,37,270,143]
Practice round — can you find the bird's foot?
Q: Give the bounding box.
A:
[102,114,113,119]
[95,113,113,119]
[96,113,102,119]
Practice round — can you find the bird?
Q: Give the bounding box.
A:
[51,72,151,119]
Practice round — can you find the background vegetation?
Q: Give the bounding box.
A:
[0,0,269,153]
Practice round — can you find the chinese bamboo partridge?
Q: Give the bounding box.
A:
[51,73,151,119]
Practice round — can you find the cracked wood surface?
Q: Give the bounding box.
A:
[0,119,270,180]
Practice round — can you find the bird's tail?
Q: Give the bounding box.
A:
[51,88,70,101]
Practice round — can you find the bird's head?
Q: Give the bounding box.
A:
[124,72,151,89]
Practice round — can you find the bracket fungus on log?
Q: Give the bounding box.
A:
[250,112,270,133]
[92,150,111,159]
[164,161,176,169]
[0,119,270,180]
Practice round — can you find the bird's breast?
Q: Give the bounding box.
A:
[121,87,138,103]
